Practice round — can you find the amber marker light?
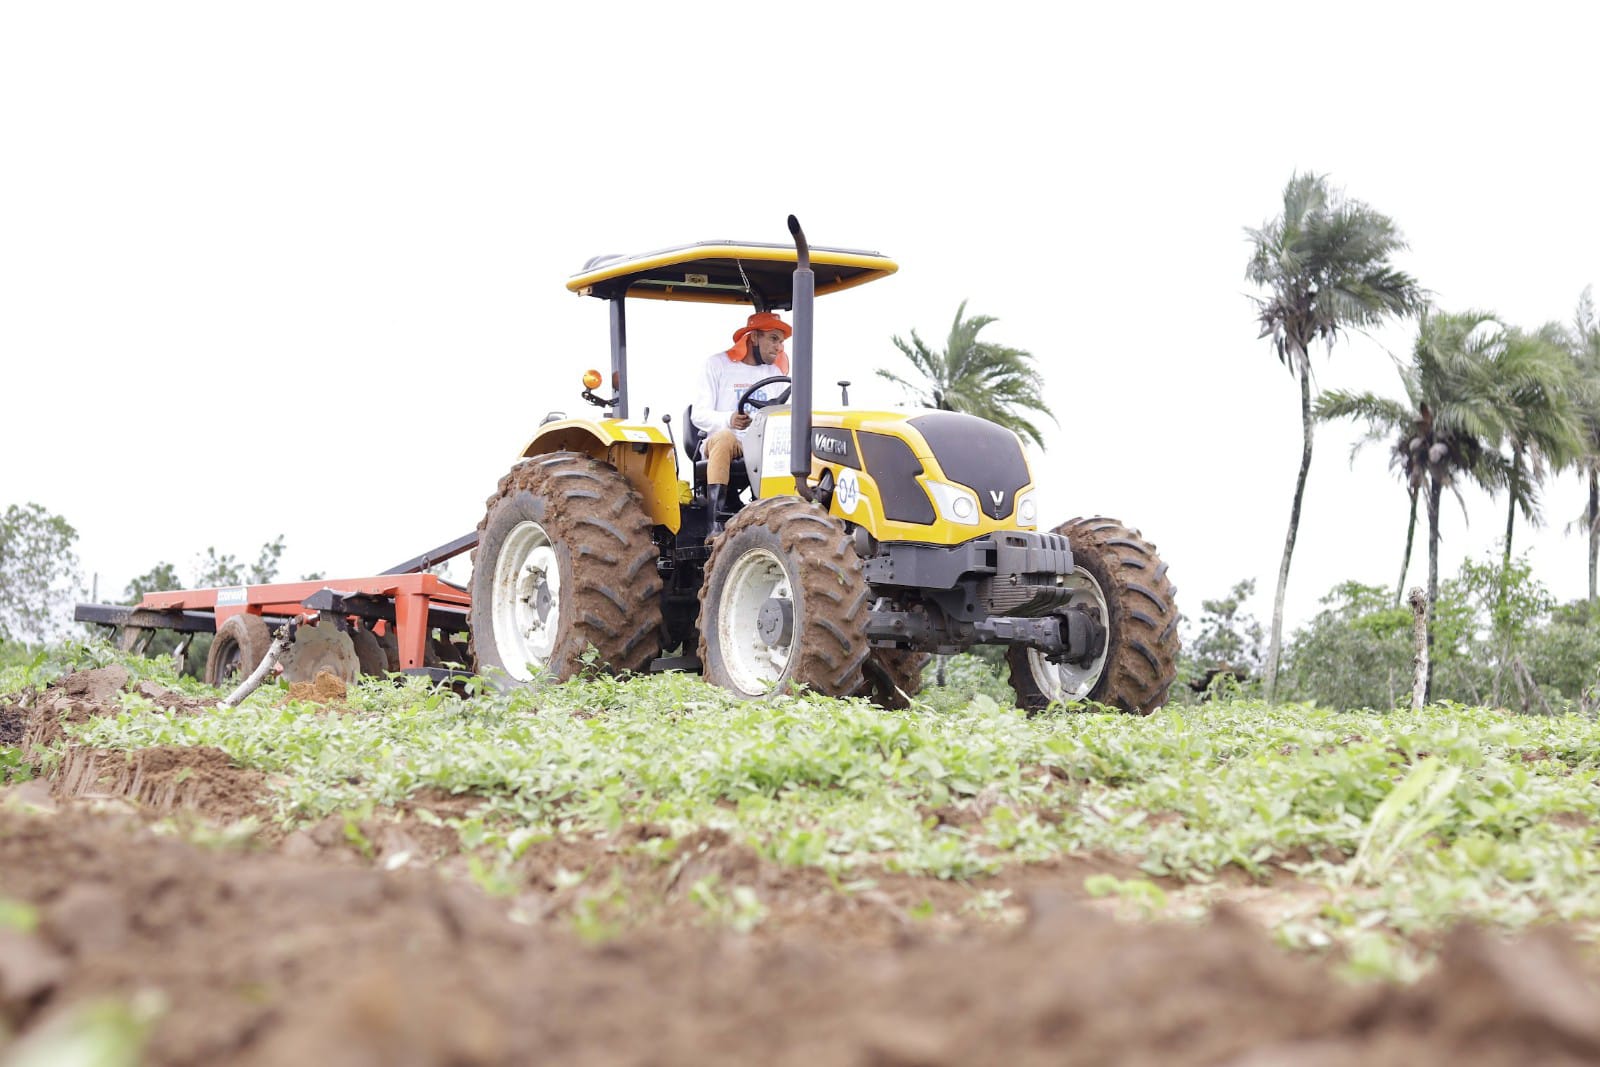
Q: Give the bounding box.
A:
[582,369,603,390]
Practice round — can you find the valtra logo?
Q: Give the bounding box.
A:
[811,429,858,467]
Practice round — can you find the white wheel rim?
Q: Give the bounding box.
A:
[491,519,561,681]
[717,547,794,695]
[1027,568,1110,704]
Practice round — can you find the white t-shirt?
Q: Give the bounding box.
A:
[691,351,786,447]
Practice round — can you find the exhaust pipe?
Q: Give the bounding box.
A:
[788,215,814,502]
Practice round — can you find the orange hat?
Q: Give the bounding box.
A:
[732,311,792,344]
[727,311,791,372]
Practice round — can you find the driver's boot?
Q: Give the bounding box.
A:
[705,483,727,543]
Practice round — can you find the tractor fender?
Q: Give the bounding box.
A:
[519,418,682,532]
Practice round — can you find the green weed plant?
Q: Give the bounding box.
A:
[10,643,1600,975]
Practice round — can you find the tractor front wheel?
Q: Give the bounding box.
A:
[1007,516,1179,714]
[469,452,663,684]
[699,497,870,699]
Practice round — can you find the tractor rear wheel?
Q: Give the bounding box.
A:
[205,614,272,687]
[698,497,869,699]
[469,452,663,684]
[858,648,930,709]
[1007,516,1178,714]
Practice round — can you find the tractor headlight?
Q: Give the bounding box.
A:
[1016,489,1038,528]
[925,480,981,526]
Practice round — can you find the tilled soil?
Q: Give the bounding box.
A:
[4,669,1600,1066]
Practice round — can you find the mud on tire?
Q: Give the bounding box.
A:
[1007,516,1178,714]
[699,497,870,699]
[469,452,663,684]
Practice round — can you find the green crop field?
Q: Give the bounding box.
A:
[6,641,1598,984]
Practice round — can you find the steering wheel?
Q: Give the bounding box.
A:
[736,375,792,415]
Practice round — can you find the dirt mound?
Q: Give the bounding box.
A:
[4,666,210,757]
[0,702,22,746]
[285,668,349,705]
[8,665,131,754]
[4,808,1599,1066]
[53,745,270,824]
[0,667,268,828]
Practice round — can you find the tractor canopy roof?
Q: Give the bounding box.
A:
[566,240,897,309]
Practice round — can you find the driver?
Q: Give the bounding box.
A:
[692,310,791,539]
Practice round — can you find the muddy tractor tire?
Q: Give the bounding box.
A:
[698,497,870,699]
[1007,516,1179,714]
[857,648,930,709]
[469,452,663,685]
[205,614,273,687]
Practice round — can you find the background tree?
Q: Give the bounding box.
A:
[1317,310,1504,700]
[1280,575,1486,711]
[120,535,288,675]
[1487,323,1582,570]
[1457,550,1559,713]
[1281,580,1425,710]
[123,562,183,603]
[1179,577,1265,698]
[194,535,285,588]
[878,300,1055,447]
[1526,599,1600,712]
[1469,321,1582,704]
[0,503,83,645]
[1563,287,1600,604]
[1313,389,1424,605]
[1246,172,1424,702]
[124,538,284,605]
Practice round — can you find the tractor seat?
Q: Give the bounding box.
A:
[683,404,751,496]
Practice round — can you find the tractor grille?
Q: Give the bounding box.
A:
[910,411,1032,520]
[977,574,1075,617]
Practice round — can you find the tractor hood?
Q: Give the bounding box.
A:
[751,407,1038,539]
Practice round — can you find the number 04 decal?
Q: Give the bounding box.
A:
[834,468,861,514]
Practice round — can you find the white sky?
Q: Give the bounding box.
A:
[3,2,1597,638]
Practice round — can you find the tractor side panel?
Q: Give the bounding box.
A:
[606,441,681,533]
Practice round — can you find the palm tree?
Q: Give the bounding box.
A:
[1246,172,1425,702]
[1488,322,1582,570]
[1312,389,1423,606]
[880,301,1054,687]
[878,300,1054,447]
[1562,287,1600,605]
[1317,310,1505,700]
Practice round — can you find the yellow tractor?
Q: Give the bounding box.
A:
[468,218,1179,712]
